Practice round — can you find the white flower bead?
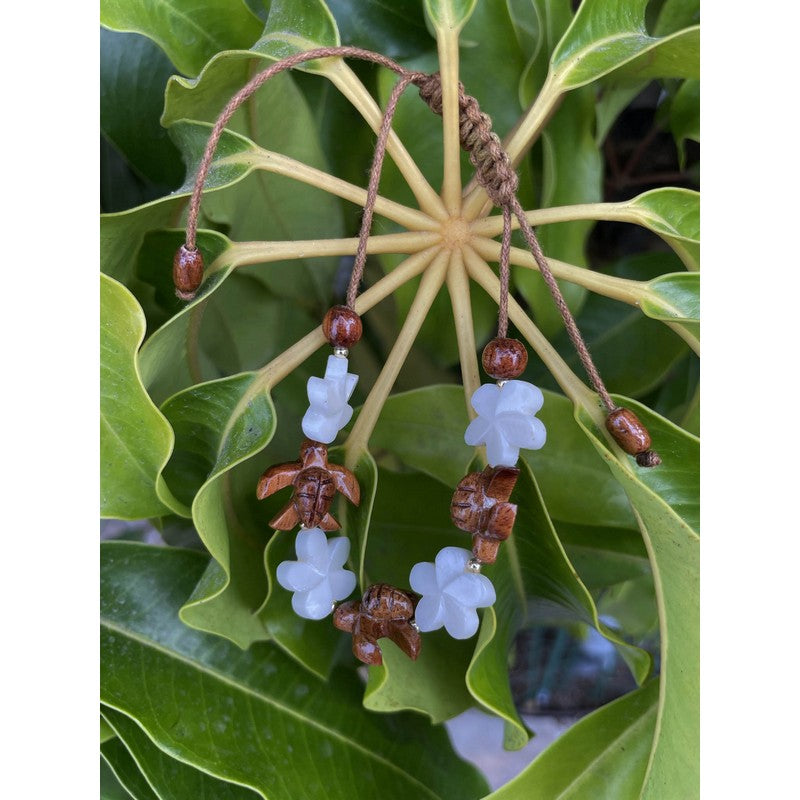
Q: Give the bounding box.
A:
[409,547,496,639]
[301,355,359,444]
[464,380,546,467]
[276,527,356,620]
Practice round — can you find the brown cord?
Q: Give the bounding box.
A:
[182,47,658,460]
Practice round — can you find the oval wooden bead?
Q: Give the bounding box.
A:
[605,408,651,455]
[173,245,204,300]
[481,338,528,380]
[322,305,362,349]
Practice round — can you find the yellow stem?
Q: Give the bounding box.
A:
[325,61,448,221]
[470,201,630,237]
[471,238,642,305]
[344,248,450,461]
[445,249,481,420]
[437,26,463,214]
[255,246,441,393]
[462,246,602,425]
[461,72,562,220]
[244,149,438,232]
[227,231,442,267]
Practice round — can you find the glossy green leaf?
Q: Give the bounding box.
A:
[256,0,340,72]
[365,385,474,487]
[103,706,258,800]
[670,78,700,167]
[653,0,700,36]
[327,0,431,58]
[101,274,181,519]
[485,681,659,799]
[100,542,489,800]
[424,0,478,29]
[101,737,159,800]
[467,459,651,750]
[100,0,262,77]
[101,715,117,744]
[641,272,700,343]
[159,372,276,647]
[550,0,699,90]
[100,757,136,800]
[575,397,699,798]
[619,188,700,269]
[100,29,183,191]
[362,470,476,722]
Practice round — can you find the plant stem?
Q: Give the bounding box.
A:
[462,246,602,425]
[256,246,441,393]
[227,231,442,267]
[325,61,448,221]
[446,249,481,420]
[461,72,562,220]
[244,149,438,231]
[437,26,463,214]
[344,249,451,462]
[471,238,642,305]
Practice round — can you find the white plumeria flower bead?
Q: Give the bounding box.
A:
[276,527,356,620]
[301,355,359,444]
[409,547,496,639]
[464,380,546,467]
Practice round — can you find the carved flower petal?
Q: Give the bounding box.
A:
[496,380,544,415]
[464,416,492,447]
[306,375,331,407]
[413,594,446,632]
[484,428,520,468]
[294,528,329,569]
[327,569,357,602]
[276,560,320,593]
[409,561,439,596]
[443,573,496,608]
[326,536,351,570]
[470,383,501,417]
[496,414,546,451]
[301,408,341,444]
[442,596,480,639]
[434,546,471,585]
[292,582,334,620]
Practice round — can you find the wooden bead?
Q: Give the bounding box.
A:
[173,245,204,300]
[482,337,528,380]
[605,408,651,455]
[322,305,362,349]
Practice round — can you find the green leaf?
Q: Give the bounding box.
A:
[100,542,490,800]
[101,737,159,800]
[100,0,262,77]
[467,459,651,750]
[641,272,700,344]
[485,681,659,799]
[550,0,699,90]
[159,372,277,648]
[257,0,340,72]
[618,188,700,269]
[653,0,700,36]
[669,78,700,167]
[100,757,136,800]
[103,706,258,800]
[361,469,477,722]
[365,385,474,487]
[338,448,379,589]
[424,0,478,29]
[575,398,699,798]
[100,29,183,190]
[101,274,182,519]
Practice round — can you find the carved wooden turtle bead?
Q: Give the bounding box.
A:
[481,337,528,380]
[322,305,362,349]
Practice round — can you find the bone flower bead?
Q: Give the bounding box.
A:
[464,381,546,467]
[301,354,358,444]
[409,547,496,639]
[276,528,356,620]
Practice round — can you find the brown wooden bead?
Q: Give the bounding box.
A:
[322,305,362,349]
[451,465,519,564]
[605,408,652,455]
[482,337,528,380]
[333,584,421,665]
[173,245,204,300]
[256,439,360,530]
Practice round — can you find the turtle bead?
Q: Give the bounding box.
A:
[173,244,204,300]
[322,305,362,349]
[481,337,528,380]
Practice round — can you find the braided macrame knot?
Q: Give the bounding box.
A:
[414,72,519,207]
